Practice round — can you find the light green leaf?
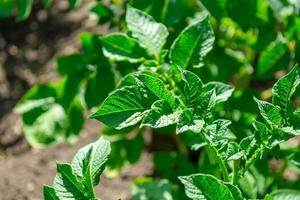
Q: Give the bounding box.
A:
[176,108,205,134]
[179,173,235,200]
[126,6,169,57]
[272,66,300,118]
[43,185,59,200]
[132,178,175,200]
[16,0,33,21]
[271,189,300,200]
[254,97,282,127]
[22,104,69,147]
[281,126,300,136]
[90,86,149,129]
[141,100,180,128]
[264,194,273,200]
[101,33,148,63]
[203,82,234,103]
[71,137,111,186]
[53,163,85,199]
[14,97,55,114]
[169,15,215,68]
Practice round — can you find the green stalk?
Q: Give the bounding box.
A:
[200,133,229,182]
[232,159,240,185]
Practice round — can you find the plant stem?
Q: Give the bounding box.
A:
[202,139,229,182]
[232,159,240,185]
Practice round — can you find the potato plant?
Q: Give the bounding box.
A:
[8,0,300,199]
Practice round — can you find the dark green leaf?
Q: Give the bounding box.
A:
[16,0,33,21]
[256,37,290,79]
[43,185,59,200]
[0,0,13,17]
[68,0,81,9]
[84,66,115,108]
[41,0,53,8]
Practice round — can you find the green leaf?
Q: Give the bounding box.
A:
[254,97,282,127]
[179,173,235,200]
[253,120,269,144]
[84,66,115,108]
[197,89,216,120]
[141,100,180,128]
[90,86,149,129]
[154,153,196,182]
[272,66,300,118]
[0,0,13,17]
[132,178,175,200]
[43,185,59,200]
[90,2,113,24]
[71,137,111,186]
[126,6,169,57]
[53,163,85,199]
[14,97,55,114]
[16,0,33,21]
[224,183,244,200]
[91,71,173,129]
[203,82,234,103]
[226,142,243,161]
[41,0,53,8]
[14,83,83,147]
[169,15,215,68]
[120,71,175,105]
[181,70,203,106]
[101,33,148,63]
[201,0,227,20]
[281,126,300,136]
[68,0,81,9]
[271,189,300,200]
[176,108,205,134]
[264,194,273,200]
[56,54,88,75]
[256,37,290,79]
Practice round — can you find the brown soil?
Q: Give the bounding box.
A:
[0,1,152,199]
